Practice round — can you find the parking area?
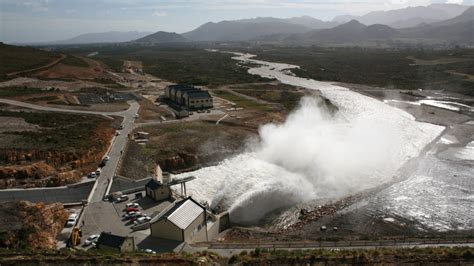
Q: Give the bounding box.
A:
[112,193,173,228]
[78,93,139,105]
[78,192,174,250]
[56,206,83,249]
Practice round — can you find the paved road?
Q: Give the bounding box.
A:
[0,98,131,118]
[183,240,474,257]
[0,98,139,236]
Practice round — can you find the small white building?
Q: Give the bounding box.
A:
[149,197,207,243]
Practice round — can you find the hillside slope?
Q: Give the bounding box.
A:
[134,31,187,43]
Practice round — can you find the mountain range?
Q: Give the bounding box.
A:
[333,3,470,28]
[38,3,472,46]
[134,31,187,43]
[52,31,153,44]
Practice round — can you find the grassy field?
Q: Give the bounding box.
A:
[0,87,48,97]
[249,47,474,96]
[60,55,89,68]
[57,44,270,86]
[230,83,305,111]
[0,43,61,79]
[119,121,255,178]
[212,90,275,111]
[0,110,111,152]
[0,246,472,264]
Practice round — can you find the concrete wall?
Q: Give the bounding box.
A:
[150,219,183,242]
[146,185,170,202]
[183,212,206,243]
[120,237,135,252]
[185,96,213,109]
[207,212,230,241]
[97,244,120,253]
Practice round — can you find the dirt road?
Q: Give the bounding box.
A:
[6,54,66,77]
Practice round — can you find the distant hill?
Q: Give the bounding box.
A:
[134,31,187,43]
[430,6,474,26]
[292,20,398,44]
[54,31,153,44]
[399,7,474,44]
[182,18,315,41]
[333,4,470,28]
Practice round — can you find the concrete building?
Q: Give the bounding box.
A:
[183,90,213,109]
[150,197,207,243]
[145,179,171,202]
[164,84,213,110]
[96,232,135,252]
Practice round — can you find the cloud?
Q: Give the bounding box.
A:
[152,10,167,17]
[446,0,464,3]
[22,0,50,12]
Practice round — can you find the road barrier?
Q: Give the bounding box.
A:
[202,238,474,250]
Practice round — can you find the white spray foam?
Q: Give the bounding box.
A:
[174,52,444,225]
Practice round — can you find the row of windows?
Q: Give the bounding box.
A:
[190,99,211,104]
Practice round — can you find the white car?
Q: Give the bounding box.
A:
[103,156,110,161]
[125,202,140,208]
[144,249,156,254]
[124,211,140,219]
[135,113,139,118]
[95,168,101,175]
[66,213,78,227]
[134,216,151,225]
[84,234,100,246]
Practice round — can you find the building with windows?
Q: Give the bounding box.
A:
[149,197,207,243]
[164,84,213,110]
[145,179,171,202]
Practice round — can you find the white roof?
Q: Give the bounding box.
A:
[167,199,204,230]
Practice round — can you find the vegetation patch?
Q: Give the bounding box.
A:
[57,44,271,86]
[0,43,61,79]
[250,47,474,96]
[60,55,89,68]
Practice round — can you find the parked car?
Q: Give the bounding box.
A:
[134,216,151,225]
[84,234,99,246]
[320,225,327,231]
[66,213,78,227]
[118,125,124,130]
[103,156,110,161]
[125,207,139,213]
[144,249,156,254]
[125,211,141,219]
[135,113,139,118]
[116,195,129,203]
[115,131,121,136]
[125,202,140,208]
[99,161,106,168]
[95,168,101,175]
[89,172,96,178]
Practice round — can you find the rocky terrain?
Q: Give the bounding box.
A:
[0,201,68,249]
[0,109,118,188]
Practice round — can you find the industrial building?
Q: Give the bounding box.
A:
[145,179,171,202]
[96,232,135,252]
[149,197,208,243]
[164,84,213,110]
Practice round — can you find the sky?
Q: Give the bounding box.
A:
[0,0,473,43]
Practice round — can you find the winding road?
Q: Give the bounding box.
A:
[0,98,140,243]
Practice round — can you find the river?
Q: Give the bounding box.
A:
[174,52,445,226]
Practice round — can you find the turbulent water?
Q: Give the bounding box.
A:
[174,52,444,225]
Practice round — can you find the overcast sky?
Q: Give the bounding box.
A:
[1,0,472,43]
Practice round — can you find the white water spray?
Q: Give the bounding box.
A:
[175,52,444,225]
